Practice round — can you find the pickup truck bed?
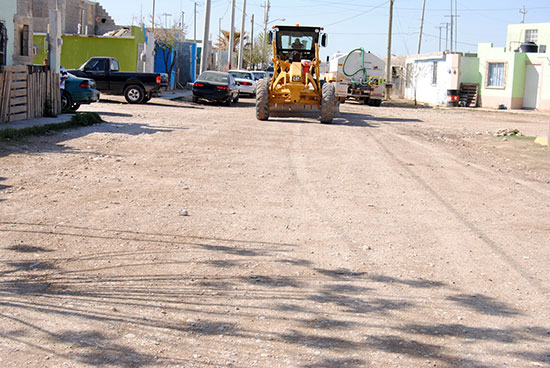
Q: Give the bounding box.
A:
[69,57,168,104]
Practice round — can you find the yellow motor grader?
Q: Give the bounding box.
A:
[255,25,337,124]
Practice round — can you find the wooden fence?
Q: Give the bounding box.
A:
[0,65,61,124]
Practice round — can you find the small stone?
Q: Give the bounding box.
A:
[179,209,189,216]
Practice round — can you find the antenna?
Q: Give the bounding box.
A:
[519,6,527,24]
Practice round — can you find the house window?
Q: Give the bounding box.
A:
[0,22,7,66]
[432,61,438,85]
[20,25,29,56]
[539,45,547,54]
[525,29,538,43]
[487,62,505,88]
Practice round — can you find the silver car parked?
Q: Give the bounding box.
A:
[228,70,257,97]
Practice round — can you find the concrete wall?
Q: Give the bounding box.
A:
[404,54,450,106]
[30,0,117,36]
[0,0,17,65]
[507,23,550,53]
[34,26,146,71]
[459,56,482,85]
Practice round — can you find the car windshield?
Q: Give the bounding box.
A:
[198,72,229,84]
[252,72,265,80]
[230,71,252,80]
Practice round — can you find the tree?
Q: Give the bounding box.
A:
[153,19,187,88]
[214,30,248,52]
[243,32,272,70]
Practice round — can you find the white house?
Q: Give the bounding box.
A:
[404,52,479,106]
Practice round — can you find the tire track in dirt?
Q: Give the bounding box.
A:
[366,126,549,297]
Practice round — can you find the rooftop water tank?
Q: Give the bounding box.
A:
[519,42,538,53]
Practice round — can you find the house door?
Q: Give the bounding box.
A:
[523,65,541,109]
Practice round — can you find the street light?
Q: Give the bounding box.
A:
[263,18,285,37]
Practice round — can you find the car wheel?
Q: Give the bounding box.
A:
[61,90,72,111]
[192,95,199,103]
[124,85,145,104]
[224,96,232,106]
[71,103,81,111]
[233,94,239,103]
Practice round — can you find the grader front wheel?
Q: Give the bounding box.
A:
[256,78,270,121]
[320,82,336,124]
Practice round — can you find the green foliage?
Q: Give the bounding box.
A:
[0,112,103,141]
[243,32,272,70]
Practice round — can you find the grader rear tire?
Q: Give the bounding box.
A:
[256,78,270,121]
[320,82,336,124]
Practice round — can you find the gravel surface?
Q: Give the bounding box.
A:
[1,95,549,367]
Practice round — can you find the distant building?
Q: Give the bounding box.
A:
[479,23,549,110]
[403,22,550,111]
[30,0,117,36]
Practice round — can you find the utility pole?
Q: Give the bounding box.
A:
[228,0,236,69]
[193,2,197,42]
[442,22,450,50]
[200,0,212,73]
[152,0,156,33]
[162,13,172,29]
[263,0,270,40]
[417,0,427,54]
[237,0,246,69]
[386,0,394,101]
[519,5,527,24]
[250,14,254,70]
[450,0,453,52]
[454,0,458,51]
[218,17,222,71]
[436,25,445,52]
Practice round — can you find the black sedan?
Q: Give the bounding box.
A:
[192,71,239,106]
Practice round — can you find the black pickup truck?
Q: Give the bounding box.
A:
[69,57,168,104]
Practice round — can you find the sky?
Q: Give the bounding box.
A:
[102,0,550,60]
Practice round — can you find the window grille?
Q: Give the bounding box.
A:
[525,29,538,43]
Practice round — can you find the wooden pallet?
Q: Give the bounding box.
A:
[459,83,479,108]
[0,66,61,123]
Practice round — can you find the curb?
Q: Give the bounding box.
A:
[534,137,548,147]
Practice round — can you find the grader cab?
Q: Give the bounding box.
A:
[255,25,337,124]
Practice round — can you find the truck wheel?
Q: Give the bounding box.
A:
[372,99,382,107]
[61,91,72,111]
[142,92,152,103]
[363,98,370,105]
[124,85,145,104]
[320,82,336,124]
[256,78,269,120]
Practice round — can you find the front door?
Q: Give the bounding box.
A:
[523,65,541,109]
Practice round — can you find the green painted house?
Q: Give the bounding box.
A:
[33,26,146,72]
[477,23,550,110]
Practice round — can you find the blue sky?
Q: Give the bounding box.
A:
[102,0,550,59]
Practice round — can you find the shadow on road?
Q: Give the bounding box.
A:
[0,221,545,367]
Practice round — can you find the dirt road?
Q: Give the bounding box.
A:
[1,96,549,367]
